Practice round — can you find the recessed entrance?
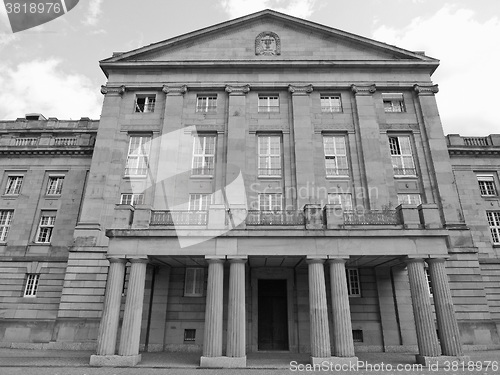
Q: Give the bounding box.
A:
[258,279,289,350]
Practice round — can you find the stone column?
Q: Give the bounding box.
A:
[226,258,247,366]
[118,258,148,364]
[94,257,127,356]
[406,258,440,364]
[427,258,465,358]
[307,258,332,364]
[200,258,224,367]
[329,259,357,361]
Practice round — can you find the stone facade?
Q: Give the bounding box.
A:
[0,9,499,368]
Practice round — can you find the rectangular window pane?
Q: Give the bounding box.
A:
[328,194,353,210]
[323,136,349,176]
[5,176,24,195]
[389,136,416,176]
[120,193,144,205]
[36,211,56,243]
[258,136,281,176]
[192,136,216,176]
[397,194,422,205]
[125,136,151,176]
[320,95,342,112]
[478,176,497,196]
[0,210,13,241]
[46,176,64,195]
[196,96,217,113]
[135,95,156,113]
[184,268,204,297]
[487,211,500,244]
[189,194,210,211]
[258,194,282,211]
[24,274,40,297]
[346,268,360,296]
[258,95,279,112]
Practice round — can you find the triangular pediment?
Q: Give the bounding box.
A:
[101,10,436,68]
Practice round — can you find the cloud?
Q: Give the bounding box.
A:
[372,5,500,136]
[83,0,103,26]
[0,59,102,120]
[219,0,320,19]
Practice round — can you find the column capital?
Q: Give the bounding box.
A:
[306,257,326,265]
[351,84,376,95]
[107,257,127,264]
[404,257,425,265]
[128,257,149,264]
[225,84,250,95]
[162,84,187,96]
[327,257,347,265]
[288,84,313,95]
[414,84,439,96]
[425,257,448,265]
[227,257,247,264]
[100,85,125,96]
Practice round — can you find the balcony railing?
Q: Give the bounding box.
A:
[54,137,77,146]
[343,210,400,225]
[150,210,208,226]
[463,137,489,146]
[15,138,39,146]
[245,210,305,226]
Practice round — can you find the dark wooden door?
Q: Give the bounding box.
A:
[258,279,289,350]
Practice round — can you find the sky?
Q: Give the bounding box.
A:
[0,0,499,136]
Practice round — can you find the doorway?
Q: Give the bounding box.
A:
[258,279,289,350]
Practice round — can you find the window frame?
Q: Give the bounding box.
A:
[124,135,151,177]
[188,194,211,211]
[24,273,40,297]
[477,175,497,197]
[382,93,405,113]
[389,135,417,177]
[0,210,14,242]
[184,267,204,297]
[120,193,145,206]
[320,95,342,113]
[35,211,56,244]
[258,193,283,211]
[346,268,361,297]
[397,193,422,206]
[327,193,353,210]
[134,94,156,113]
[323,135,349,177]
[486,211,500,245]
[46,175,65,196]
[258,135,282,177]
[191,135,216,177]
[4,175,24,195]
[196,95,217,113]
[258,94,280,113]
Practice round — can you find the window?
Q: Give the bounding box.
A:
[352,330,363,342]
[478,175,497,197]
[35,211,56,243]
[184,268,204,297]
[189,194,210,211]
[397,193,421,205]
[24,274,40,297]
[46,176,64,195]
[120,193,144,206]
[258,95,279,112]
[4,176,23,195]
[0,210,13,241]
[323,136,349,177]
[196,95,217,113]
[320,95,342,112]
[487,211,500,244]
[192,136,216,176]
[389,136,416,176]
[184,329,196,342]
[328,193,353,210]
[135,95,156,113]
[125,135,151,176]
[383,93,405,113]
[258,193,282,211]
[346,268,360,297]
[258,136,281,177]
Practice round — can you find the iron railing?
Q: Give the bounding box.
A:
[150,210,208,226]
[343,210,400,225]
[245,210,305,226]
[463,137,489,146]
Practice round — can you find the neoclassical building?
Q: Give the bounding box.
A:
[1,9,499,368]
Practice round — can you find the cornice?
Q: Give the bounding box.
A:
[414,84,439,96]
[448,148,500,157]
[0,147,94,156]
[288,84,313,95]
[351,84,376,95]
[100,85,126,96]
[162,84,188,96]
[225,84,250,95]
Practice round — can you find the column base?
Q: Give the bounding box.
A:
[90,354,141,367]
[310,356,332,366]
[311,356,358,367]
[200,355,246,368]
[415,355,470,367]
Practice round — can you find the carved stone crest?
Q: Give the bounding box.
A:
[255,32,281,56]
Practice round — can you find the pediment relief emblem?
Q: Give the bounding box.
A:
[255,31,281,56]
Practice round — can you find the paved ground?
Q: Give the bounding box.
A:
[0,348,499,374]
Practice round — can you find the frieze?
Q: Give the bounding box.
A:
[351,84,376,95]
[225,84,250,95]
[413,84,439,96]
[162,85,187,96]
[255,31,281,56]
[288,84,313,95]
[100,85,125,96]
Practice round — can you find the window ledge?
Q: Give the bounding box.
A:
[190,175,214,179]
[258,175,282,179]
[326,175,350,179]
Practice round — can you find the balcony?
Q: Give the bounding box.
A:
[343,210,400,225]
[245,210,305,226]
[150,210,208,226]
